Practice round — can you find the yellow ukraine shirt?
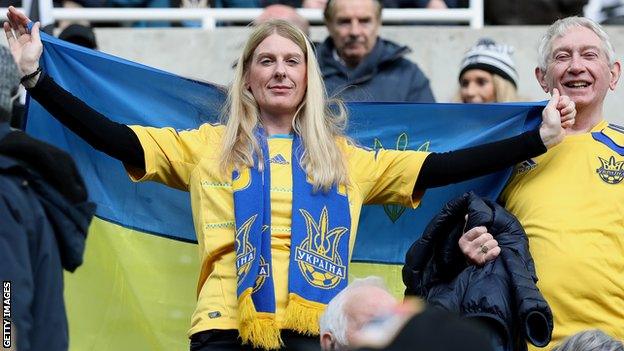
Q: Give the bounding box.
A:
[500,120,624,347]
[127,123,429,336]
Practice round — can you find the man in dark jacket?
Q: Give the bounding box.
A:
[317,0,435,102]
[0,120,95,351]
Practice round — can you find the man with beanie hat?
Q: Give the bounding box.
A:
[457,38,519,103]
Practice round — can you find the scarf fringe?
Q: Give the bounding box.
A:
[282,293,326,335]
[238,289,283,350]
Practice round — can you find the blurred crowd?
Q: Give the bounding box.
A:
[1,0,624,27]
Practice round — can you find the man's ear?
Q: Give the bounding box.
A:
[320,332,335,351]
[610,61,621,90]
[535,67,550,93]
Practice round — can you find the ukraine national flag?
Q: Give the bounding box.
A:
[26,32,544,350]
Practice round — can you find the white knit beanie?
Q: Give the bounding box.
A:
[459,38,519,87]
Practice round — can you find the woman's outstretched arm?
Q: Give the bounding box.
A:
[415,89,575,190]
[415,128,544,189]
[27,73,145,170]
[4,7,144,170]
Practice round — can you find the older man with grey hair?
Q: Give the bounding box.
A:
[552,330,624,351]
[316,0,435,102]
[319,276,397,351]
[463,16,624,347]
[320,276,497,351]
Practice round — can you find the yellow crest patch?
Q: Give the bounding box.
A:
[596,156,624,184]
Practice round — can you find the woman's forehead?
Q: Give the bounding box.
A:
[253,33,304,57]
[461,69,493,79]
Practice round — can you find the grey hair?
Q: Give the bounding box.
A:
[319,276,388,349]
[552,330,624,351]
[537,16,616,71]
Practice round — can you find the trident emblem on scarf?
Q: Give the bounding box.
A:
[295,207,348,289]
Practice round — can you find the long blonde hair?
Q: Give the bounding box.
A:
[219,20,349,192]
[491,74,518,102]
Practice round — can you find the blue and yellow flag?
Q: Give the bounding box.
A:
[26,32,543,350]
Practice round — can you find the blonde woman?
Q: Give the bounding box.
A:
[456,38,519,103]
[4,7,574,351]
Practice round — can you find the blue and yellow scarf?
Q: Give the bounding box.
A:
[233,132,350,349]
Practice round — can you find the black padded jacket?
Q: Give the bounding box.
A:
[402,192,553,351]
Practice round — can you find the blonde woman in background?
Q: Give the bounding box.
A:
[456,38,519,103]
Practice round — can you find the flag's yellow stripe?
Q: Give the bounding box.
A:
[64,218,199,351]
[349,262,405,299]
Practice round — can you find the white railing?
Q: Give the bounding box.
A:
[0,0,483,29]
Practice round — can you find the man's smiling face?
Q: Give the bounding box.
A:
[537,26,620,112]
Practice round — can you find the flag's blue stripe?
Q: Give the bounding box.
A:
[94,214,199,244]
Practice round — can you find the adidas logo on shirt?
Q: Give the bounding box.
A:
[269,154,289,165]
